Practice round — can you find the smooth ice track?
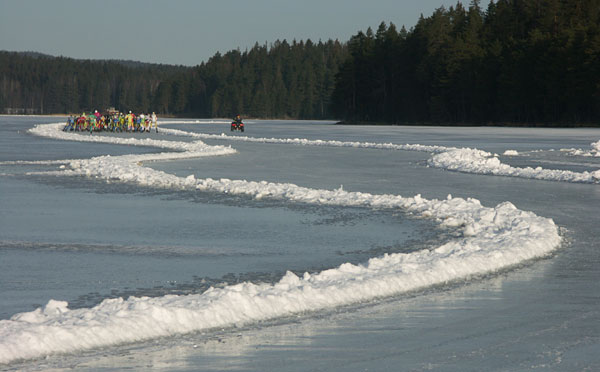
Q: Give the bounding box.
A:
[0,121,567,364]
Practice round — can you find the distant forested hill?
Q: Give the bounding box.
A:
[0,39,347,119]
[0,51,187,115]
[1,0,599,125]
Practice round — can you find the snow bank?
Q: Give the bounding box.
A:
[429,148,600,184]
[28,123,236,154]
[159,125,600,184]
[0,195,561,363]
[0,186,562,364]
[560,139,600,157]
[0,122,564,364]
[160,127,454,153]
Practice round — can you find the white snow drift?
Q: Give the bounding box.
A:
[159,126,600,184]
[0,122,565,364]
[561,139,600,157]
[429,148,600,184]
[160,126,453,153]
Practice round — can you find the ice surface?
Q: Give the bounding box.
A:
[159,125,454,153]
[159,124,600,184]
[0,121,567,364]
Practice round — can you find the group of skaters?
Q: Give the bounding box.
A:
[63,110,158,133]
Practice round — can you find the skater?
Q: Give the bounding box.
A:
[126,111,134,132]
[63,115,75,131]
[151,112,158,133]
[139,113,146,132]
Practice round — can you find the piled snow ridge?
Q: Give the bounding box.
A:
[560,139,600,157]
[0,185,562,364]
[159,126,600,184]
[0,121,563,364]
[429,148,600,184]
[160,127,454,153]
[28,123,237,155]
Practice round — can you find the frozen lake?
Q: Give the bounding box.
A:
[0,116,599,371]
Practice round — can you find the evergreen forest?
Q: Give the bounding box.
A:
[1,0,599,126]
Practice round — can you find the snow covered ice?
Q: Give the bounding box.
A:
[0,117,598,370]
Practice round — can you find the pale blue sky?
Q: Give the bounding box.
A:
[1,0,460,66]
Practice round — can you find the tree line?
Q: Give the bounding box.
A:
[0,53,184,115]
[0,39,346,119]
[1,0,599,125]
[332,0,600,125]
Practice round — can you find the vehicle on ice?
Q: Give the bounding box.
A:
[231,121,244,132]
[231,115,244,132]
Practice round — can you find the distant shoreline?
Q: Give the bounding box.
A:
[335,121,600,128]
[2,114,598,128]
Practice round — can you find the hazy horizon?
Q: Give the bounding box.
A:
[1,0,459,66]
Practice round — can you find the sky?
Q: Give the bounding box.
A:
[1,0,460,66]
